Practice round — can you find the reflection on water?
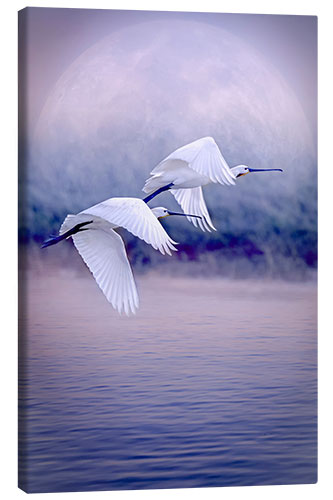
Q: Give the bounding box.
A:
[18,266,317,492]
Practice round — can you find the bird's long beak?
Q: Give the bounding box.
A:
[248,168,283,173]
[167,211,202,219]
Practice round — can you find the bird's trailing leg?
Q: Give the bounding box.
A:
[143,183,174,204]
[41,220,93,248]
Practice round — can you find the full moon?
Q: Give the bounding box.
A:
[31,19,315,235]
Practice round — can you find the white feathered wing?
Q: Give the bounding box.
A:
[59,198,178,314]
[72,223,139,315]
[154,136,236,185]
[143,137,236,232]
[171,187,216,232]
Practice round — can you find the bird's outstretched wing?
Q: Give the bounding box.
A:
[72,223,139,315]
[170,187,216,232]
[152,137,236,185]
[81,197,177,256]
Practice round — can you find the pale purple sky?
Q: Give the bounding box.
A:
[19,8,317,132]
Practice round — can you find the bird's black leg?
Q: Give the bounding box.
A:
[41,220,93,248]
[143,183,174,204]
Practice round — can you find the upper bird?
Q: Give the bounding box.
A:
[143,137,283,232]
[41,197,201,315]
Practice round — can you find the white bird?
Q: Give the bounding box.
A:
[143,136,283,232]
[42,197,201,315]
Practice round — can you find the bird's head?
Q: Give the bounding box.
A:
[151,207,202,220]
[232,164,283,179]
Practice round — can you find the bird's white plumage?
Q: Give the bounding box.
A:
[81,197,177,256]
[143,137,236,232]
[59,214,78,235]
[72,222,139,315]
[58,197,178,315]
[150,137,236,185]
[170,187,216,232]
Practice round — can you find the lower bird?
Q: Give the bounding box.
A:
[143,136,283,232]
[42,197,201,315]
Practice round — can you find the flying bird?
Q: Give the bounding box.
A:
[143,136,283,232]
[42,197,201,315]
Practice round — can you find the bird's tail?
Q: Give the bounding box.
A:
[59,214,77,235]
[142,174,163,194]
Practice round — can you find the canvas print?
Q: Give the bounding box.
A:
[18,7,317,493]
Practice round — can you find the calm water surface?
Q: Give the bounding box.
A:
[18,268,317,492]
